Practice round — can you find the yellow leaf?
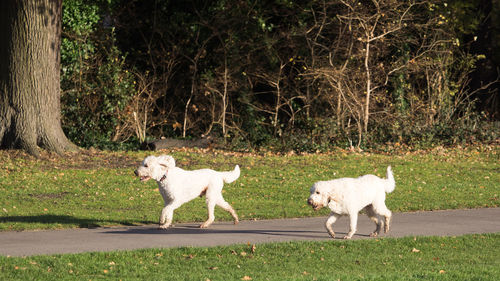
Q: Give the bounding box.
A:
[242,276,252,281]
[251,244,256,253]
[412,248,420,253]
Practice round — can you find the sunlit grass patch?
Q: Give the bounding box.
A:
[0,145,498,230]
[0,234,498,280]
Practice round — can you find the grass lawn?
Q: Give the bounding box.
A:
[0,234,498,280]
[0,145,498,280]
[0,145,498,231]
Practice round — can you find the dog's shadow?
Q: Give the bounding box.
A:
[102,224,370,239]
[1,215,371,239]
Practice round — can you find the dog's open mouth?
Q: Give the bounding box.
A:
[313,205,323,211]
[311,203,323,211]
[139,176,151,182]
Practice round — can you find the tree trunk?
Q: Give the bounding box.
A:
[0,0,75,156]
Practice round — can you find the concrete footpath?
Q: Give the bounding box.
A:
[1,208,499,257]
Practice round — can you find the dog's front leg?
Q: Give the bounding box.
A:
[344,212,358,239]
[158,188,172,229]
[159,206,173,229]
[325,213,341,239]
[159,201,182,229]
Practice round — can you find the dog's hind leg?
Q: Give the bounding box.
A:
[373,202,392,233]
[216,198,239,224]
[383,210,392,233]
[200,199,216,228]
[365,205,382,237]
[325,213,341,239]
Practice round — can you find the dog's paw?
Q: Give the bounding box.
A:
[158,224,170,230]
[370,232,379,237]
[343,235,352,239]
[233,219,239,225]
[199,223,210,228]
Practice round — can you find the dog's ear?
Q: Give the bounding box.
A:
[327,192,340,203]
[157,155,175,169]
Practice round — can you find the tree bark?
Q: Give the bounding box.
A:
[0,0,75,156]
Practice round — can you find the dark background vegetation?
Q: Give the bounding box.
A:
[60,0,499,152]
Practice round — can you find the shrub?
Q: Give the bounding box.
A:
[61,0,136,149]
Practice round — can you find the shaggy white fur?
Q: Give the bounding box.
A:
[308,166,395,239]
[135,155,240,229]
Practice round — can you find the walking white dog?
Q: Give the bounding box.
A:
[307,166,395,239]
[135,155,240,229]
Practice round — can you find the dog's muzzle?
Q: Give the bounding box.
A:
[134,169,151,182]
[307,199,322,211]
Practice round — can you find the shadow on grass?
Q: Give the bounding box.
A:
[0,215,152,229]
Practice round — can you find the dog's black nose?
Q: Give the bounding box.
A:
[307,198,312,205]
[134,170,139,176]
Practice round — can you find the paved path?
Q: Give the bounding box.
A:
[1,208,499,257]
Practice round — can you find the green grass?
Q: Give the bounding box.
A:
[0,146,498,280]
[0,146,498,231]
[0,234,498,280]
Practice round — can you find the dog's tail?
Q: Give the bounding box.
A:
[385,166,395,193]
[221,165,240,184]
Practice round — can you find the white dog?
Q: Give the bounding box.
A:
[308,166,395,239]
[134,155,240,229]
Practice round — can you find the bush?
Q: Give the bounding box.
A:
[61,0,136,149]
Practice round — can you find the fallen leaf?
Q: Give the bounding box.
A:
[411,248,420,253]
[241,276,252,280]
[184,254,195,260]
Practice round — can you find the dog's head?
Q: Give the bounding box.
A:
[307,182,331,211]
[134,155,176,182]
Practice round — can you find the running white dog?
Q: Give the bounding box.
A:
[307,166,395,239]
[134,155,240,229]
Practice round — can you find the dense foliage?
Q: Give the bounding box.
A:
[60,0,499,151]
